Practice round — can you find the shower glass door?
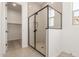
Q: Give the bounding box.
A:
[28,5,62,56]
[29,15,35,47]
[36,7,47,55]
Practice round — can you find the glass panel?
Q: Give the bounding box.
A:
[49,7,62,28]
[29,15,34,47]
[36,8,47,55]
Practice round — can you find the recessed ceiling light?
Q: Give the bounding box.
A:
[12,3,17,7]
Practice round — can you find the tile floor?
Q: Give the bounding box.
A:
[4,40,43,57]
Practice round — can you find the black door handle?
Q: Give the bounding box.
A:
[34,29,37,32]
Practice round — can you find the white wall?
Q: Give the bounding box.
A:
[48,29,62,57]
[0,2,7,56]
[0,3,3,56]
[62,2,79,57]
[22,2,28,48]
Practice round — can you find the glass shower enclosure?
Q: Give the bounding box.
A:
[28,5,62,57]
